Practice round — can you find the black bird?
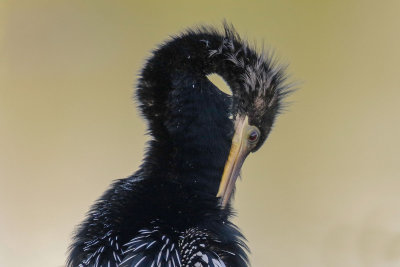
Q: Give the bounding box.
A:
[68,24,291,267]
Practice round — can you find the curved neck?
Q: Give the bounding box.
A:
[136,31,246,127]
[140,76,233,198]
[135,32,250,200]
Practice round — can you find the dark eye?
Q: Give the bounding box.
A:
[248,130,259,143]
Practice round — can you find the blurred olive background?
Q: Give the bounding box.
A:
[1,1,400,266]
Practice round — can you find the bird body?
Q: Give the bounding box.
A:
[68,24,290,267]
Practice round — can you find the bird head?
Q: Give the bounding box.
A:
[200,26,292,207]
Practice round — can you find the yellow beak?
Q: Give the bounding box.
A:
[217,116,253,208]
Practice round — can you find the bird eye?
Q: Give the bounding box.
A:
[248,129,260,143]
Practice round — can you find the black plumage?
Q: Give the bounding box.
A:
[68,23,291,267]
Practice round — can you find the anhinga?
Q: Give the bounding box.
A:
[68,24,291,267]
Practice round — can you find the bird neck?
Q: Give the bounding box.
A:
[141,93,233,202]
[136,31,242,206]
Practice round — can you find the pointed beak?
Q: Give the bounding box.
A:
[217,116,253,208]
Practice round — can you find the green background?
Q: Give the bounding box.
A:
[1,1,400,266]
